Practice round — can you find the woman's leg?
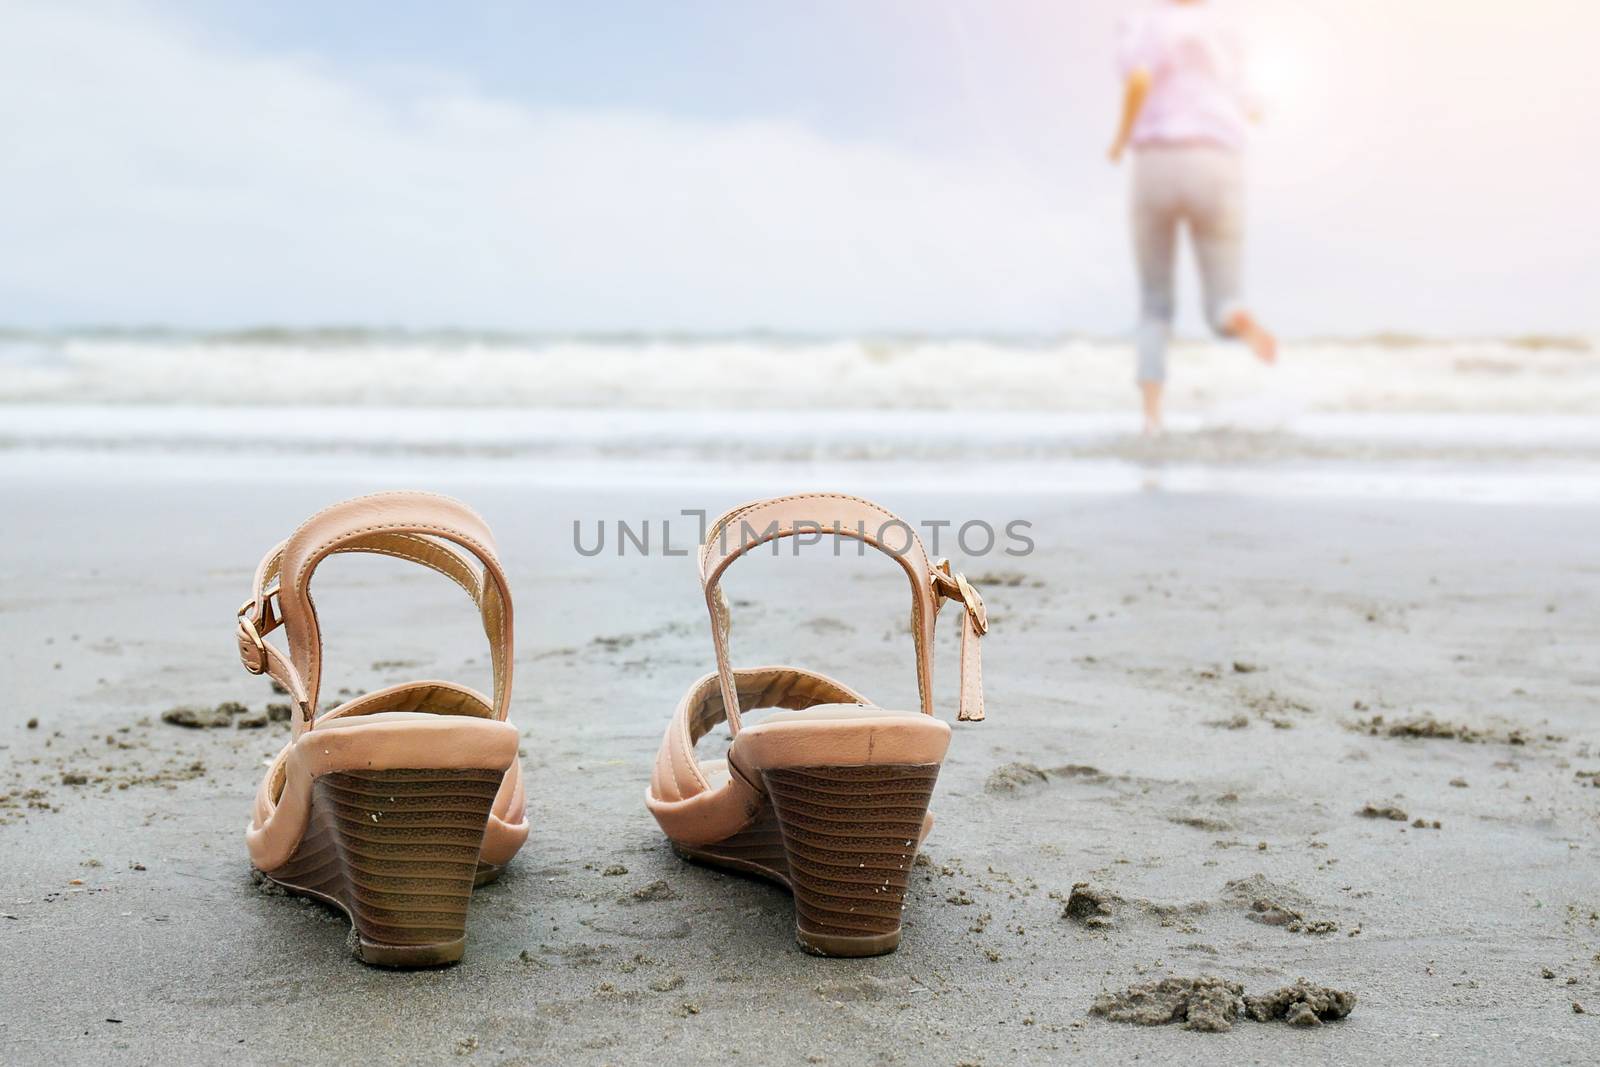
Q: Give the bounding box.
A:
[1132,151,1179,431]
[1191,150,1276,365]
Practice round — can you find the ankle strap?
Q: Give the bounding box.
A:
[235,491,514,736]
[697,493,987,732]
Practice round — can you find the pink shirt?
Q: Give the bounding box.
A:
[1118,2,1253,151]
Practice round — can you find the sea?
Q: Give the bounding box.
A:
[1,329,1596,503]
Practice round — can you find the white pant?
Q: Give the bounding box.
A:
[1131,145,1246,383]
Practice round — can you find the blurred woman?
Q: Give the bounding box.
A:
[1109,0,1277,434]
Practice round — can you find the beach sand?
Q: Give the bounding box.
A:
[2,469,1597,1064]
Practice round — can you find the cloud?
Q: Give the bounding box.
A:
[3,0,1596,335]
[0,0,1121,332]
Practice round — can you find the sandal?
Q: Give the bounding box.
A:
[236,491,527,967]
[644,493,989,956]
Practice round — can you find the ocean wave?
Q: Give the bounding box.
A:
[3,406,1598,467]
[0,334,1596,413]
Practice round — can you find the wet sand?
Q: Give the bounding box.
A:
[2,470,1597,1065]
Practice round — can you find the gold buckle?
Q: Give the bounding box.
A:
[933,559,988,636]
[235,593,275,675]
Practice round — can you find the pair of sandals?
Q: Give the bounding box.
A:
[237,491,989,966]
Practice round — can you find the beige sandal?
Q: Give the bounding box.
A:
[645,493,989,956]
[235,491,527,967]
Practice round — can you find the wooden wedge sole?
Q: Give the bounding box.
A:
[677,762,940,957]
[258,767,503,968]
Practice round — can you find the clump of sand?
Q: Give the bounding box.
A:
[625,879,679,904]
[1244,979,1359,1027]
[1091,976,1357,1033]
[1357,803,1409,821]
[984,762,1110,794]
[984,763,1049,793]
[1349,714,1535,746]
[249,867,289,897]
[1090,977,1245,1032]
[1061,883,1209,932]
[1224,874,1338,935]
[160,702,250,729]
[1062,883,1119,929]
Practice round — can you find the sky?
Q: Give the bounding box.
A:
[2,0,1597,336]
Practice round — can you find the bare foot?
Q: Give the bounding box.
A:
[1227,310,1278,366]
[1139,381,1164,435]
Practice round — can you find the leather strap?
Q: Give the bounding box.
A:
[645,665,878,846]
[933,560,987,723]
[698,493,987,732]
[652,666,871,805]
[235,491,514,736]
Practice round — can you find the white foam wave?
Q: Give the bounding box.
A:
[1,334,1595,413]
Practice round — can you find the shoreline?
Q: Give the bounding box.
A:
[2,446,1597,510]
[3,402,1600,508]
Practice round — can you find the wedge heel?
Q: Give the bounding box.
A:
[763,763,941,957]
[262,767,503,967]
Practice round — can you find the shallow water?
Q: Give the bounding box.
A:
[2,333,1596,505]
[2,404,1595,505]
